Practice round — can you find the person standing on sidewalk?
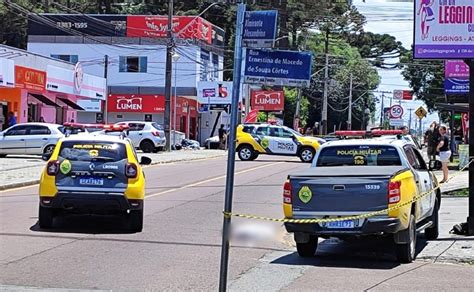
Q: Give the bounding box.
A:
[425,121,440,160]
[437,125,451,183]
[218,124,227,150]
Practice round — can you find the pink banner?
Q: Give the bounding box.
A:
[445,60,469,79]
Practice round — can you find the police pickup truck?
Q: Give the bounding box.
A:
[283,131,440,263]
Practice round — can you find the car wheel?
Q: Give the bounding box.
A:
[129,209,143,232]
[395,214,417,263]
[296,235,318,257]
[0,154,6,158]
[140,140,155,153]
[299,147,315,163]
[39,205,54,229]
[43,145,55,156]
[249,152,259,161]
[425,198,439,240]
[238,145,255,161]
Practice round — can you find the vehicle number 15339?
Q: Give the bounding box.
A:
[365,184,380,190]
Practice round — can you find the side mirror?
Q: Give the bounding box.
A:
[41,154,50,161]
[428,160,442,171]
[140,156,152,165]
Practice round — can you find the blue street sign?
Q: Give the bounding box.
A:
[445,78,469,94]
[242,10,278,48]
[244,49,312,87]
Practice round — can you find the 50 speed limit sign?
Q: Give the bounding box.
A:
[389,105,404,119]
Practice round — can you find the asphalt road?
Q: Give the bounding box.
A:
[1,156,473,291]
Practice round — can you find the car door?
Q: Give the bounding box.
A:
[411,146,435,219]
[254,126,271,152]
[24,125,52,154]
[268,127,298,155]
[0,125,28,155]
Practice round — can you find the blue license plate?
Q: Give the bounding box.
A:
[79,177,104,186]
[326,220,355,229]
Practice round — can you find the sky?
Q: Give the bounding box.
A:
[354,0,439,130]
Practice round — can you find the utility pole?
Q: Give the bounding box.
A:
[293,89,301,130]
[464,59,474,235]
[408,108,413,132]
[104,55,108,123]
[379,93,384,126]
[347,73,353,130]
[164,0,174,152]
[44,0,49,12]
[321,28,330,135]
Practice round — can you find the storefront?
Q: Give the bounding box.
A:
[0,58,16,130]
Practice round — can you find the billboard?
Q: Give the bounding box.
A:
[244,49,312,87]
[414,0,474,59]
[251,90,284,111]
[242,10,278,48]
[107,94,165,113]
[444,60,469,94]
[197,81,233,105]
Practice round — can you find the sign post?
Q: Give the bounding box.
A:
[466,60,474,235]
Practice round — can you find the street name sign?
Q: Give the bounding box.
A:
[242,10,278,48]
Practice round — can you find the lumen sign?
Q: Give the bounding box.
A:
[414,0,474,59]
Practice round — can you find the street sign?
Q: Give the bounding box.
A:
[244,49,312,87]
[389,118,404,127]
[242,10,278,48]
[415,106,427,119]
[389,105,404,119]
[393,90,413,100]
[197,81,234,105]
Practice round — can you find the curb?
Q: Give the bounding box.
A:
[0,180,40,191]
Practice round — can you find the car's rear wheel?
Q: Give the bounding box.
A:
[43,145,55,157]
[140,140,154,153]
[129,209,143,232]
[250,152,259,161]
[238,145,255,161]
[296,235,318,257]
[299,147,315,163]
[425,198,439,240]
[0,154,6,158]
[395,214,416,263]
[38,205,54,229]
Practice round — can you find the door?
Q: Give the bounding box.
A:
[268,127,298,155]
[0,125,28,155]
[24,125,52,155]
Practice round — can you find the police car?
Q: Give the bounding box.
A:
[236,123,321,162]
[38,125,151,232]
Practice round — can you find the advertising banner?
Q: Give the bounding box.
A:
[244,49,312,87]
[76,99,102,112]
[251,90,284,111]
[197,81,233,105]
[0,58,14,88]
[444,60,469,94]
[15,66,46,91]
[242,10,278,48]
[107,94,165,113]
[414,0,474,59]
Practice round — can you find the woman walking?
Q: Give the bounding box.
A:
[437,125,451,183]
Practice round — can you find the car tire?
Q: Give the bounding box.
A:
[0,154,6,158]
[425,198,439,240]
[249,152,259,161]
[296,236,318,257]
[140,140,155,153]
[299,147,315,163]
[38,205,54,229]
[43,145,55,157]
[129,209,143,232]
[395,214,417,263]
[238,145,255,161]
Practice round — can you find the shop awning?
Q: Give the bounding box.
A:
[436,103,468,113]
[57,97,85,111]
[29,93,60,107]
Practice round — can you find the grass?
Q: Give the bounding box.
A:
[444,188,469,197]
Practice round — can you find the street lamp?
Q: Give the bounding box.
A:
[172,52,180,149]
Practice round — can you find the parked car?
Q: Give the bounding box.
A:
[114,121,166,153]
[0,123,64,158]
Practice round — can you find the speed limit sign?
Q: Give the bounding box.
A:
[389,105,404,119]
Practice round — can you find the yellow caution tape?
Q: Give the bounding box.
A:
[223,158,473,224]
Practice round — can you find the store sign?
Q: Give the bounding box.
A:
[242,10,278,48]
[393,89,413,100]
[107,94,165,113]
[251,90,284,111]
[244,49,312,87]
[77,99,102,112]
[197,81,233,105]
[126,16,213,44]
[444,60,469,94]
[414,0,474,59]
[15,66,46,91]
[0,58,15,87]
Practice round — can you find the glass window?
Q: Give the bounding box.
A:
[129,123,145,131]
[5,125,28,136]
[58,141,127,162]
[28,126,51,135]
[404,146,421,169]
[412,147,427,170]
[119,56,147,73]
[152,123,163,131]
[316,145,402,167]
[242,125,255,133]
[50,54,78,64]
[256,126,270,136]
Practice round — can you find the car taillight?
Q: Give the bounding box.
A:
[388,181,401,204]
[152,131,160,137]
[47,160,60,176]
[125,163,138,178]
[283,180,292,204]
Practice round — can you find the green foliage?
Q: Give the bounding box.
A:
[282,88,309,128]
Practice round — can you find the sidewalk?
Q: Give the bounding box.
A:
[0,149,227,190]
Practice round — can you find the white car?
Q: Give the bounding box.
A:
[0,123,64,157]
[114,121,166,153]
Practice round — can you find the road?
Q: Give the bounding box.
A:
[1,156,473,291]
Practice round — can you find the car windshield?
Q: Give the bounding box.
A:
[285,127,302,137]
[152,123,163,131]
[58,141,127,162]
[316,145,402,167]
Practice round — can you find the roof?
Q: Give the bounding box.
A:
[61,134,128,144]
[290,165,408,177]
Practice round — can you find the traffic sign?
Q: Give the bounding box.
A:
[389,118,404,127]
[242,10,278,48]
[389,105,404,119]
[415,106,427,119]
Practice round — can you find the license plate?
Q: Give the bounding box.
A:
[79,177,104,186]
[326,220,355,229]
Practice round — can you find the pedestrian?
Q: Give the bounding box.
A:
[39,117,45,123]
[218,124,227,150]
[305,127,312,136]
[437,125,451,183]
[7,112,17,127]
[424,121,439,160]
[312,122,319,136]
